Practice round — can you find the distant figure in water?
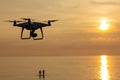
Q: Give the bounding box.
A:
[39,69,45,78]
[43,70,45,77]
[39,70,42,76]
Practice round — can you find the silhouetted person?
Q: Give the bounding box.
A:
[39,70,42,76]
[42,70,45,78]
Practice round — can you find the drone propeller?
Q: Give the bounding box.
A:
[21,18,29,20]
[5,20,14,22]
[49,20,59,22]
[44,20,59,22]
[21,18,35,21]
[5,20,23,22]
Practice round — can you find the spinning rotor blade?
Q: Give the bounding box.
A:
[21,18,29,20]
[49,20,59,22]
[16,21,24,22]
[21,18,35,21]
[44,20,59,22]
[5,20,23,22]
[5,20,14,22]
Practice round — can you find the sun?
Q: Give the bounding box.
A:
[99,19,110,30]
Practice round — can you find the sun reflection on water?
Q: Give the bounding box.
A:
[100,56,110,80]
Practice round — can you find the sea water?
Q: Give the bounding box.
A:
[0,56,120,80]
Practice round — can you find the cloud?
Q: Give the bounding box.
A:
[90,1,120,5]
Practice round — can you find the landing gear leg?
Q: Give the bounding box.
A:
[33,28,44,40]
[21,28,31,40]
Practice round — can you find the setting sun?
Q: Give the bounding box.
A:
[99,19,110,30]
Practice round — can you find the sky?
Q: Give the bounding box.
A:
[0,0,120,56]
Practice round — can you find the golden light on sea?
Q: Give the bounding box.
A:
[100,56,110,80]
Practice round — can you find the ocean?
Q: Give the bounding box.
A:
[0,56,120,80]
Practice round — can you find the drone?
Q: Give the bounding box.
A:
[6,18,58,40]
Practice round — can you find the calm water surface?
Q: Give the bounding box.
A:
[0,56,120,80]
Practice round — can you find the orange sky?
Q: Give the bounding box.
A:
[0,0,120,56]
